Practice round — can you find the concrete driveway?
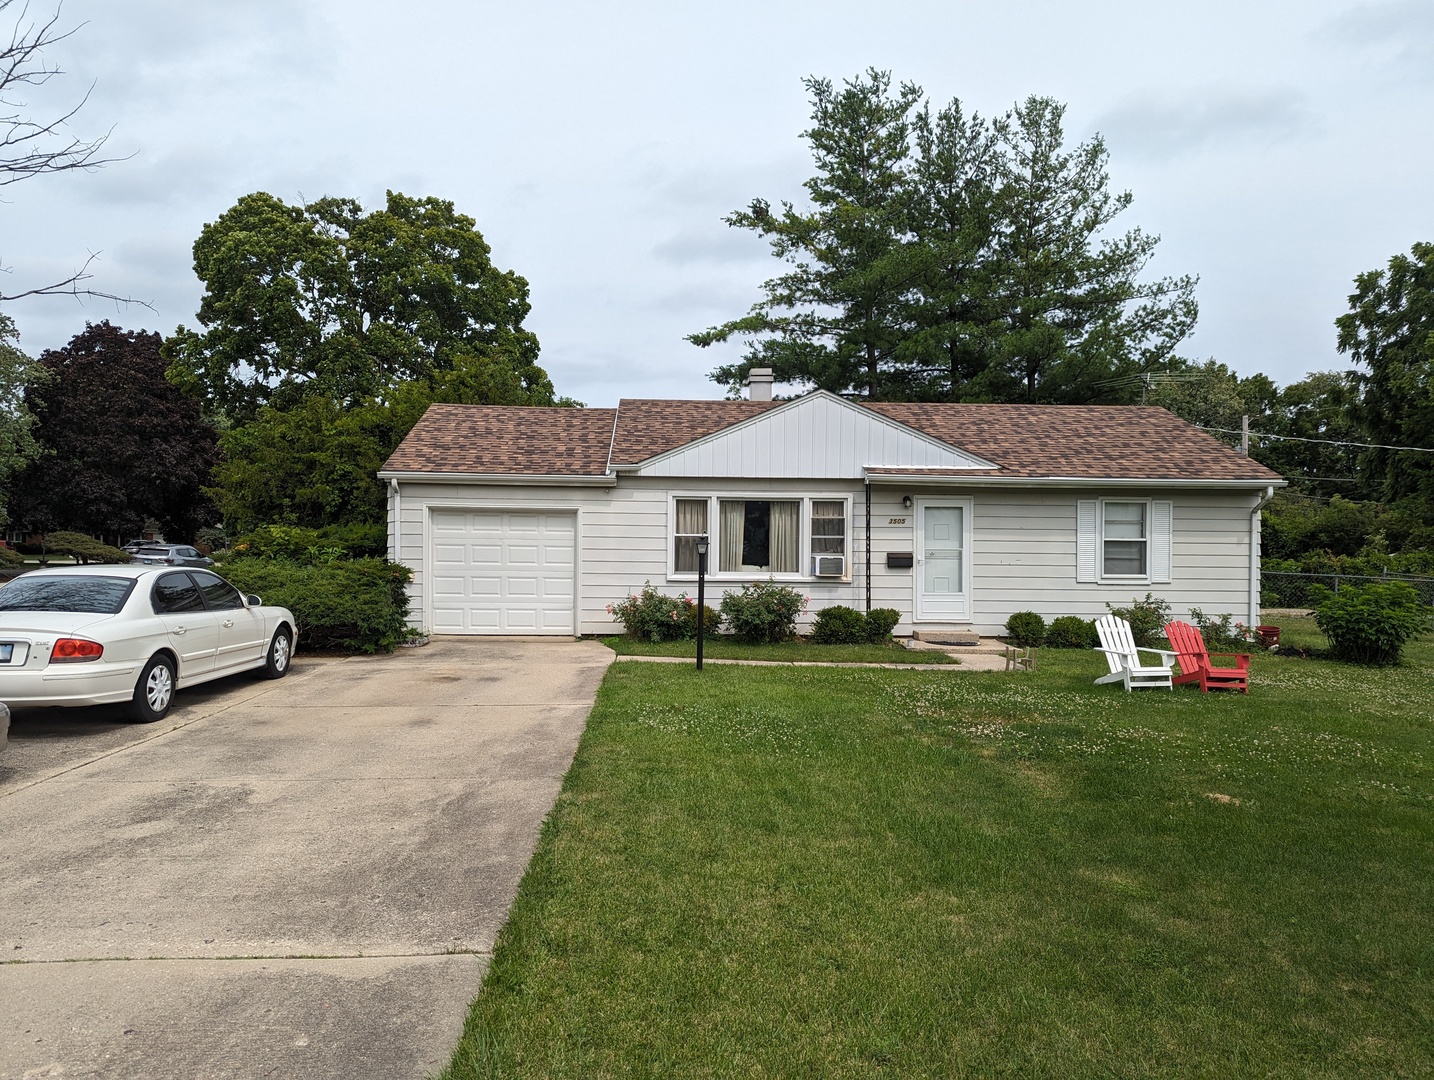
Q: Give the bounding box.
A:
[0,637,613,1080]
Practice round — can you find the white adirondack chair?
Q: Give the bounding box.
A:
[1094,614,1177,691]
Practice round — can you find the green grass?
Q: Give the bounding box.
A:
[600,636,957,664]
[440,629,1434,1078]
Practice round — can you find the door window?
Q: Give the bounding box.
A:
[923,506,965,595]
[152,572,205,613]
[191,571,243,610]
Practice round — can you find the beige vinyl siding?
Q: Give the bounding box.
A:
[393,478,1259,637]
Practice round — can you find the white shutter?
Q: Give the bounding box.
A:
[1151,500,1173,584]
[1076,500,1097,582]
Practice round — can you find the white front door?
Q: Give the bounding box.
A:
[430,510,577,634]
[916,499,971,622]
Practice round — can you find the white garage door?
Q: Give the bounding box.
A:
[430,510,576,634]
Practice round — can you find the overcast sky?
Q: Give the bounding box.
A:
[3,0,1431,407]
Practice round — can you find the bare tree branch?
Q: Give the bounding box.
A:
[0,250,153,308]
[0,1,128,185]
[0,1,144,308]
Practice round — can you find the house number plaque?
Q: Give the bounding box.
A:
[888,517,907,525]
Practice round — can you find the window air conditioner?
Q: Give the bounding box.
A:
[812,555,845,577]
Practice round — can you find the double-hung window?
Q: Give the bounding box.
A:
[1102,501,1148,578]
[811,501,846,561]
[673,498,709,573]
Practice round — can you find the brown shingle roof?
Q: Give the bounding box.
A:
[608,399,778,465]
[382,396,1282,483]
[383,404,617,475]
[865,403,1280,482]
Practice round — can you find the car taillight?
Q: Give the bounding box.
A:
[51,638,104,662]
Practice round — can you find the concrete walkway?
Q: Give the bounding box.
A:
[0,637,612,1080]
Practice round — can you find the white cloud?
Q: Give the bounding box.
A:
[1097,87,1313,162]
[1321,0,1434,78]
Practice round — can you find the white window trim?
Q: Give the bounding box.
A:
[666,493,852,582]
[1098,497,1152,584]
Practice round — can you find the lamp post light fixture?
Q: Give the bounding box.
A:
[694,535,709,671]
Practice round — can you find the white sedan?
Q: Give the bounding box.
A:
[0,565,297,722]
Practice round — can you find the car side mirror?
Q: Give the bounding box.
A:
[245,594,262,608]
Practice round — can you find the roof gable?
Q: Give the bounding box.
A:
[627,391,997,478]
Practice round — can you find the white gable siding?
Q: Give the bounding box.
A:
[635,393,991,478]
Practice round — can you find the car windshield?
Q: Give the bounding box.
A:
[0,575,136,614]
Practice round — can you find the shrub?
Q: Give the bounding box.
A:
[220,556,413,653]
[41,531,131,564]
[228,522,387,564]
[1188,608,1253,652]
[682,602,721,639]
[865,607,902,642]
[808,605,868,644]
[1005,611,1046,648]
[1045,615,1098,649]
[1310,581,1430,665]
[1107,593,1172,648]
[0,545,23,569]
[720,579,807,644]
[608,583,692,643]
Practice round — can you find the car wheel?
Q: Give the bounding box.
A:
[129,654,176,723]
[263,628,293,679]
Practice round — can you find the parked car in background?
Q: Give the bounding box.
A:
[0,565,296,722]
[131,544,213,568]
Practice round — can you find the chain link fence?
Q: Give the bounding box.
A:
[1262,569,1434,610]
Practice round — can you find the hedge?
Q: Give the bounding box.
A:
[220,556,413,653]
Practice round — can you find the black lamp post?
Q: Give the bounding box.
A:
[695,535,709,671]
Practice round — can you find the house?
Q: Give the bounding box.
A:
[379,371,1284,638]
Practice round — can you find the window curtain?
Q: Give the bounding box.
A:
[769,501,800,573]
[720,500,745,572]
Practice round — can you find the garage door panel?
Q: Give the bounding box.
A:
[469,544,503,566]
[430,510,576,635]
[432,575,467,598]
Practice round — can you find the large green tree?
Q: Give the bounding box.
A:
[690,73,1197,403]
[9,322,218,541]
[1336,242,1434,503]
[166,190,555,421]
[983,98,1197,403]
[211,350,560,531]
[690,71,924,398]
[0,312,46,524]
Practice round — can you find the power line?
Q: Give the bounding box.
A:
[1197,426,1434,454]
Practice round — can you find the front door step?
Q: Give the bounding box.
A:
[912,630,981,646]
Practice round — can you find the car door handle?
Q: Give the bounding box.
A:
[222,619,234,628]
[171,626,187,635]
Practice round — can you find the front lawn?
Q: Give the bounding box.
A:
[441,637,1434,1077]
[601,635,957,664]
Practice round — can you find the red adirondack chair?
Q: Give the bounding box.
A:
[1163,620,1251,694]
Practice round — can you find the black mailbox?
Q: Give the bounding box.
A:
[886,552,914,569]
